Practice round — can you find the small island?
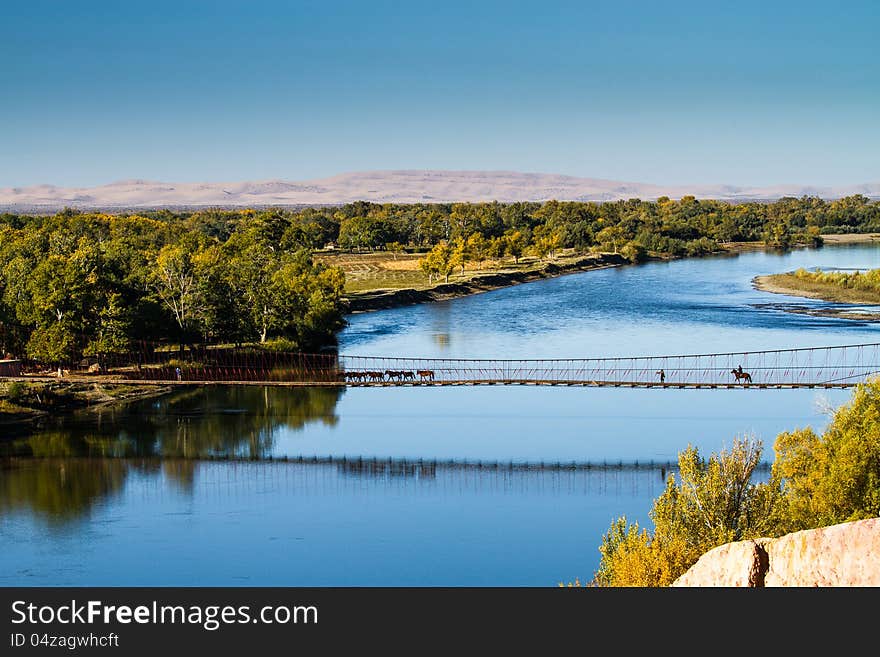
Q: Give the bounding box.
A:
[753,267,880,320]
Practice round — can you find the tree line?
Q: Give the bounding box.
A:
[2,194,878,362]
[330,194,879,259]
[0,209,346,363]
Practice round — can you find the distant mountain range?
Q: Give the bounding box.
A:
[2,170,878,211]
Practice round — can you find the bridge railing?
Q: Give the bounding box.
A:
[338,343,880,386]
[11,342,880,387]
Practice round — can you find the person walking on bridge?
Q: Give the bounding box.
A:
[656,368,665,383]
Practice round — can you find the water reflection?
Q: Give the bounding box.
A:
[0,458,127,524]
[0,456,676,525]
[2,386,345,461]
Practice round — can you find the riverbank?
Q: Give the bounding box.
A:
[819,232,880,244]
[0,381,172,434]
[343,234,880,315]
[752,273,880,321]
[343,252,628,312]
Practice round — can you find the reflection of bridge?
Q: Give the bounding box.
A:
[8,456,738,498]
[8,342,880,388]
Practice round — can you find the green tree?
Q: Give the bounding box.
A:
[83,292,132,364]
[419,242,457,283]
[620,241,647,263]
[530,225,562,260]
[595,226,626,253]
[223,230,282,344]
[465,232,489,269]
[595,437,784,587]
[503,229,527,264]
[762,219,792,249]
[337,216,392,251]
[150,236,206,341]
[772,380,880,530]
[385,241,405,260]
[271,250,346,350]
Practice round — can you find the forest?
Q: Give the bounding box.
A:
[1,193,878,364]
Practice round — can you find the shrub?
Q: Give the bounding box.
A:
[594,437,785,586]
[772,380,880,530]
[4,381,28,404]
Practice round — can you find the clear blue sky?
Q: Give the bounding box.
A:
[2,0,878,188]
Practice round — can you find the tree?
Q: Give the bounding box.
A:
[465,232,489,270]
[595,226,626,253]
[530,225,562,260]
[337,216,393,251]
[503,229,527,264]
[192,244,247,345]
[772,380,880,530]
[595,437,784,586]
[83,292,132,364]
[223,230,283,344]
[150,236,206,341]
[419,242,457,283]
[620,241,647,263]
[385,241,405,260]
[450,237,466,275]
[21,239,108,364]
[762,219,792,249]
[272,250,346,350]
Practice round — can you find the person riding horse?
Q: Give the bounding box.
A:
[731,365,752,384]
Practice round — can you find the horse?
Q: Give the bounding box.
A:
[730,369,752,384]
[402,371,415,381]
[417,369,435,381]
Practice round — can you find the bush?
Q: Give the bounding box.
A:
[620,241,647,263]
[772,380,880,530]
[594,437,785,586]
[4,381,28,404]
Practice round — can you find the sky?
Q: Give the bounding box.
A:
[2,0,878,188]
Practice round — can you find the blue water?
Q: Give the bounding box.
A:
[2,243,878,585]
[341,244,880,357]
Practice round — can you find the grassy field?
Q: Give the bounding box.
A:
[315,249,584,294]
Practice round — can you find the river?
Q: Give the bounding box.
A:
[2,243,878,585]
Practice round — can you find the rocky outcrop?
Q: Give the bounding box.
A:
[672,518,880,586]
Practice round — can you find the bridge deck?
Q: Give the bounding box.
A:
[1,376,857,389]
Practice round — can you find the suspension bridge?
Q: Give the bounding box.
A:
[4,342,880,389]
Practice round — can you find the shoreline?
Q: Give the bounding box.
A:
[343,234,880,315]
[752,273,880,321]
[343,253,630,313]
[0,381,173,436]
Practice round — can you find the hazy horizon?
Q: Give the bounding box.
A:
[7,168,880,191]
[2,169,879,211]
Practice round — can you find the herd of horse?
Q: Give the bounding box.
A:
[344,369,436,383]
